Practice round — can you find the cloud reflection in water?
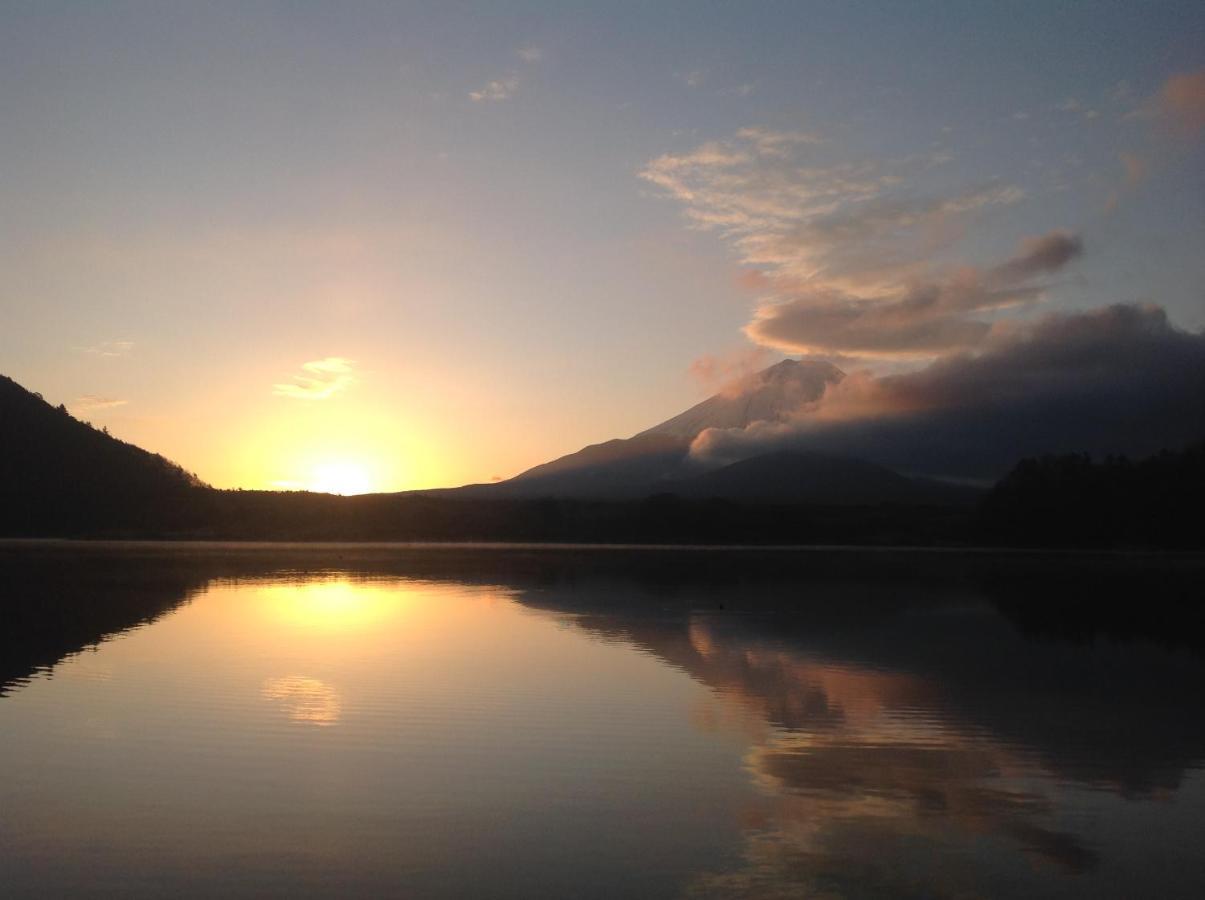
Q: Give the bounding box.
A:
[261,675,341,727]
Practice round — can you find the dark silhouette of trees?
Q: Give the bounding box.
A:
[978,443,1205,548]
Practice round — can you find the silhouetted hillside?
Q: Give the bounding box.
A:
[0,375,206,536]
[450,432,692,499]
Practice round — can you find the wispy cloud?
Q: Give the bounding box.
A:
[273,357,357,400]
[734,127,823,156]
[1157,68,1205,136]
[79,340,133,358]
[470,75,519,102]
[1123,68,1205,136]
[68,396,128,414]
[517,46,542,63]
[689,346,777,394]
[641,128,1051,358]
[1054,97,1097,119]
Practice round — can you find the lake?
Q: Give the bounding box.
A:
[2,542,1204,898]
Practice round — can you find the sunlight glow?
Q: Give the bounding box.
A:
[220,400,461,493]
[308,460,375,495]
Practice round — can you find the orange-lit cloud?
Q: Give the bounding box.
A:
[1158,68,1205,136]
[78,340,134,358]
[68,395,129,414]
[272,357,357,400]
[1120,152,1147,188]
[689,346,776,394]
[641,128,1048,358]
[744,230,1081,357]
[1104,151,1149,212]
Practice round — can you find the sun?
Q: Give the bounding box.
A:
[308,460,376,495]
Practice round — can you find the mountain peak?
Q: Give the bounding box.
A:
[637,357,844,441]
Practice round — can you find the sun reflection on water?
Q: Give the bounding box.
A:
[259,579,413,632]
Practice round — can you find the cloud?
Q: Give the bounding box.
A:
[68,396,128,414]
[692,304,1205,479]
[516,46,542,63]
[734,127,823,156]
[1119,152,1147,188]
[273,357,357,400]
[641,128,1045,357]
[1127,68,1205,136]
[988,230,1082,283]
[1054,97,1098,120]
[689,346,777,393]
[79,340,133,358]
[1157,68,1205,135]
[470,75,519,102]
[1104,152,1149,213]
[744,228,1080,357]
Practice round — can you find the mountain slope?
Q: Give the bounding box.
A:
[455,358,848,500]
[500,432,692,496]
[638,358,843,439]
[0,375,205,534]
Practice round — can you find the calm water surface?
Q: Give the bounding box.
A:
[1,543,1203,898]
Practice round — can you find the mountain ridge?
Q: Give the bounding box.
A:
[439,356,964,503]
[1,370,1199,547]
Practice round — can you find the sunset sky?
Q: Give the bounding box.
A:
[2,2,1203,492]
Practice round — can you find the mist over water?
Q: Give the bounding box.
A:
[1,543,1203,898]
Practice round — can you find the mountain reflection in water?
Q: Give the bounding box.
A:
[1,542,1203,899]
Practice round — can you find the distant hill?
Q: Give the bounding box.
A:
[662,450,979,506]
[0,375,204,535]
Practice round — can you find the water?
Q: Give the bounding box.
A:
[1,542,1204,898]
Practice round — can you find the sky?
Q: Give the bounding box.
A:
[2,1,1203,492]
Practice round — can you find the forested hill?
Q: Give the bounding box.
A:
[0,375,204,534]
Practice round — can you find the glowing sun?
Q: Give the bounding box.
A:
[308,460,375,495]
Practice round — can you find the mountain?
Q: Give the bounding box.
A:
[636,358,843,439]
[663,450,976,505]
[444,358,845,498]
[487,432,691,498]
[444,358,973,504]
[0,375,204,535]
